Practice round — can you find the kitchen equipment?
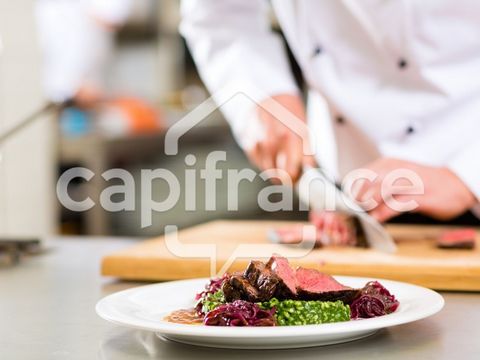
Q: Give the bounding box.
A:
[0,238,41,264]
[0,101,64,258]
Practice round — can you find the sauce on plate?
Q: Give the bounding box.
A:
[164,308,203,325]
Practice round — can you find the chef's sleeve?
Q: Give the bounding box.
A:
[179,0,299,150]
[447,142,480,215]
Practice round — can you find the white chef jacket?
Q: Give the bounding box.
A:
[36,0,132,102]
[180,0,480,207]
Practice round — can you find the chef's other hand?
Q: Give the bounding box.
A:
[248,94,314,184]
[351,158,477,222]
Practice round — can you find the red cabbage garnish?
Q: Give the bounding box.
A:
[351,281,399,319]
[203,300,276,327]
[195,275,227,301]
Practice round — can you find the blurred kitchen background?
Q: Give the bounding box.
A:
[0,0,301,239]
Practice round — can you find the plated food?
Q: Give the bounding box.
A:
[96,273,444,348]
[166,255,399,327]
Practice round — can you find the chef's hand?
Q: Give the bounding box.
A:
[309,211,356,246]
[74,83,104,108]
[350,158,477,222]
[248,94,314,184]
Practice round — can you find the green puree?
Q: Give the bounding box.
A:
[199,291,351,326]
[261,298,350,326]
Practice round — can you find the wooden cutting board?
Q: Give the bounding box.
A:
[101,220,480,291]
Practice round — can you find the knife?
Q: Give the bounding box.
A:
[296,166,397,253]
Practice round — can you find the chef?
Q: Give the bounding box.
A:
[36,0,132,106]
[180,0,479,224]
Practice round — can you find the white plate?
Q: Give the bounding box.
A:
[96,276,444,349]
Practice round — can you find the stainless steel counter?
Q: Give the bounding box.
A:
[0,238,478,360]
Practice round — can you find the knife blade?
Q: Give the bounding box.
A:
[296,166,397,253]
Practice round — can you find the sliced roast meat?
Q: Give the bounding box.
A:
[266,255,297,299]
[223,271,280,303]
[296,267,347,292]
[297,288,360,304]
[244,260,266,284]
[223,256,359,304]
[223,275,261,302]
[295,267,359,304]
[255,272,280,301]
[244,260,279,300]
[437,229,476,249]
[270,211,368,248]
[222,280,242,302]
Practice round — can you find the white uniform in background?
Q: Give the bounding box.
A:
[0,1,56,237]
[180,0,480,207]
[35,0,132,103]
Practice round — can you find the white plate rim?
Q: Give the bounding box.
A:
[96,276,444,338]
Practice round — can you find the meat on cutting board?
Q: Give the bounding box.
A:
[269,211,367,248]
[437,229,476,249]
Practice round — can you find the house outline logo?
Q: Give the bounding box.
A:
[162,84,318,277]
[164,85,317,156]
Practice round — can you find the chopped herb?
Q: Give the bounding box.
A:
[198,290,226,314]
[261,298,350,326]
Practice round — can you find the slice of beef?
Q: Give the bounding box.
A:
[224,256,359,304]
[437,229,476,249]
[266,255,297,299]
[244,260,280,301]
[255,272,280,301]
[244,260,266,284]
[309,211,368,248]
[221,280,242,302]
[296,267,347,291]
[297,288,360,304]
[350,217,368,248]
[222,274,261,302]
[270,211,368,248]
[295,267,359,304]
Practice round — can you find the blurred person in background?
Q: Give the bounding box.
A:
[36,0,132,107]
[180,0,480,227]
[36,0,160,137]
